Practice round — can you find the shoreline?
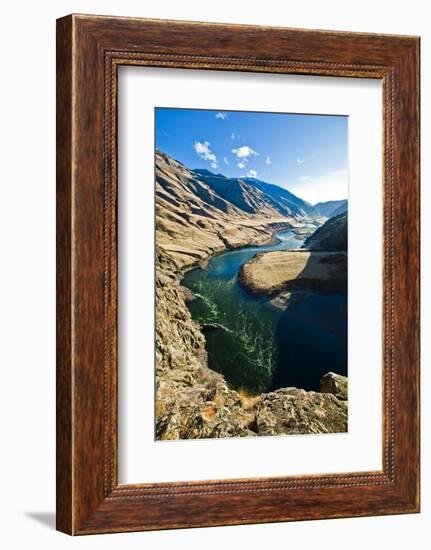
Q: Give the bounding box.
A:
[176,220,293,278]
[238,250,348,300]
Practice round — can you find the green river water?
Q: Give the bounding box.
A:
[182,229,347,394]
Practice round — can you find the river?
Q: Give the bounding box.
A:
[182,229,347,395]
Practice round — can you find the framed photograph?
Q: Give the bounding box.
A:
[56,14,420,535]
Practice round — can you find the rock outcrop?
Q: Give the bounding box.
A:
[254,387,347,436]
[238,250,347,297]
[320,371,348,401]
[156,379,258,440]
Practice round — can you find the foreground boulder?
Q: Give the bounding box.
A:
[320,371,348,401]
[157,379,348,439]
[156,379,257,440]
[254,387,347,436]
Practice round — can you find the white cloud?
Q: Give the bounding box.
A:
[297,158,304,164]
[232,146,259,171]
[194,141,217,168]
[247,169,258,178]
[266,156,272,165]
[223,157,229,165]
[231,132,236,139]
[299,176,310,181]
[232,145,259,159]
[215,112,228,120]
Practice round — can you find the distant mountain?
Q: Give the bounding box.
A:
[330,201,348,217]
[241,177,317,217]
[192,171,318,219]
[304,213,347,251]
[313,199,347,218]
[155,150,320,268]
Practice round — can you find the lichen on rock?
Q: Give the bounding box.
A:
[254,387,347,436]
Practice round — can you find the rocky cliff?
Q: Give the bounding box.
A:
[304,212,348,251]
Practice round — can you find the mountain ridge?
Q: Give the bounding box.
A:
[304,212,348,251]
[313,199,347,218]
[330,201,348,217]
[156,149,321,268]
[191,168,318,218]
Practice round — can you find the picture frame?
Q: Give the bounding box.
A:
[56,14,420,535]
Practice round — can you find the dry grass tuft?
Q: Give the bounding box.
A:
[238,389,260,411]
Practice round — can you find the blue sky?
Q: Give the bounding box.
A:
[155,107,348,204]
